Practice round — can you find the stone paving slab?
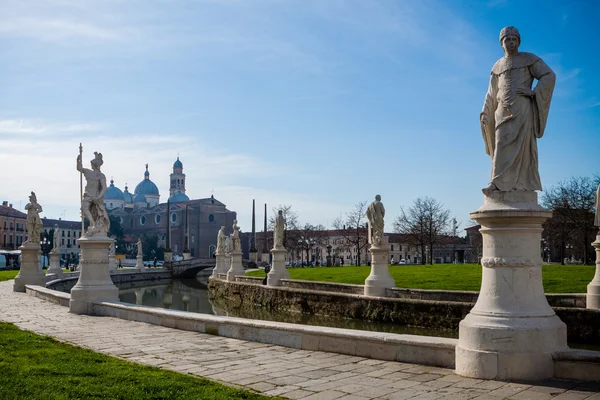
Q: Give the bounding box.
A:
[0,281,598,399]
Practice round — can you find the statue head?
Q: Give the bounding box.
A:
[375,194,381,202]
[278,210,283,217]
[499,26,520,55]
[90,151,104,170]
[29,191,37,204]
[220,225,225,232]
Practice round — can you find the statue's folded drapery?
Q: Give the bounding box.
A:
[480,52,555,191]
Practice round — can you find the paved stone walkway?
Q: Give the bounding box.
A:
[0,281,599,400]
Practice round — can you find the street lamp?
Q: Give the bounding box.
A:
[41,236,49,269]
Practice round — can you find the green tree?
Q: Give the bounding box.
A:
[141,234,164,261]
[108,216,126,254]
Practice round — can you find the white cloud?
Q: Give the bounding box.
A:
[0,119,104,136]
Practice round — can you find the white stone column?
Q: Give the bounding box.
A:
[211,252,228,279]
[267,247,289,286]
[69,235,119,315]
[227,249,245,281]
[108,255,117,271]
[13,242,46,292]
[586,233,600,310]
[47,251,63,277]
[364,237,394,297]
[456,191,567,381]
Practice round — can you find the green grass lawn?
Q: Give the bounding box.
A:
[247,264,595,293]
[0,322,274,400]
[0,270,19,282]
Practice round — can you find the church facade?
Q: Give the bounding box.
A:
[104,158,237,258]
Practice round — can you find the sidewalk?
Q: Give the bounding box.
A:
[0,280,598,400]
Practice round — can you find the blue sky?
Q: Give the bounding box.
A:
[1,0,598,233]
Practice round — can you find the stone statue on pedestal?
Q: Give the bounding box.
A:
[24,192,43,244]
[216,226,227,254]
[77,151,110,236]
[273,210,285,249]
[53,225,60,252]
[110,241,116,256]
[366,195,385,245]
[480,26,555,192]
[137,238,143,257]
[231,220,241,252]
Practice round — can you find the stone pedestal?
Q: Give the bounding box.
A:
[455,191,567,380]
[227,249,245,281]
[135,255,146,272]
[69,235,119,315]
[108,255,117,271]
[183,252,192,260]
[326,255,332,267]
[14,242,46,292]
[586,234,600,310]
[249,251,258,265]
[47,251,63,277]
[364,237,394,297]
[211,252,229,279]
[164,251,172,263]
[267,247,289,287]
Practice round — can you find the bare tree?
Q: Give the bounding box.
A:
[394,197,451,265]
[542,175,600,265]
[332,201,369,266]
[296,224,329,265]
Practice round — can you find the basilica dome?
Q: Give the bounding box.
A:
[123,185,134,204]
[134,193,147,203]
[173,157,183,169]
[105,180,124,201]
[134,164,160,196]
[168,191,189,203]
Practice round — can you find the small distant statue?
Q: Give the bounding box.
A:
[216,226,227,254]
[24,191,43,244]
[77,151,110,236]
[273,210,286,249]
[480,26,556,192]
[109,240,116,256]
[231,220,241,252]
[595,183,600,228]
[366,194,385,245]
[52,224,60,252]
[137,238,143,257]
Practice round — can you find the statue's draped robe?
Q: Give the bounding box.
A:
[366,202,385,244]
[481,52,555,191]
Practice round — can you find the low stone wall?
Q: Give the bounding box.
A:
[46,270,172,293]
[209,278,600,344]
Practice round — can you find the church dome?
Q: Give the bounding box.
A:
[134,193,147,203]
[134,164,159,196]
[168,191,190,203]
[173,157,183,169]
[105,180,124,201]
[123,185,134,203]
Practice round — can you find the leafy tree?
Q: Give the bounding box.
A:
[108,216,126,254]
[332,201,369,266]
[394,197,451,265]
[141,233,164,261]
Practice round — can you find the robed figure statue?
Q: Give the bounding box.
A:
[24,192,43,244]
[273,210,286,249]
[77,151,110,236]
[366,195,385,245]
[480,26,556,192]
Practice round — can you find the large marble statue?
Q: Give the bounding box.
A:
[480,26,556,192]
[231,220,241,252]
[77,151,110,236]
[273,210,285,249]
[595,183,600,227]
[366,195,385,245]
[216,226,227,254]
[24,192,43,244]
[53,224,60,252]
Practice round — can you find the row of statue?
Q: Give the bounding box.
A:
[216,220,242,254]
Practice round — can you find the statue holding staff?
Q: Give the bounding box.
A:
[77,150,110,236]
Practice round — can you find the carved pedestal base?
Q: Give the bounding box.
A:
[69,235,119,315]
[14,242,45,292]
[211,253,229,279]
[109,255,117,271]
[364,237,394,297]
[164,252,172,263]
[227,250,245,281]
[267,247,289,287]
[47,251,63,277]
[249,251,258,265]
[135,255,146,272]
[456,191,567,380]
[586,234,600,310]
[183,252,192,261]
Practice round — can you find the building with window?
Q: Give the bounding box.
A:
[0,201,28,250]
[41,218,83,261]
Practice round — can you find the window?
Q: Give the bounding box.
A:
[155,214,161,224]
[62,231,65,237]
[208,214,214,223]
[67,239,71,246]
[140,216,146,225]
[119,216,124,224]
[68,231,71,237]
[391,245,394,251]
[61,239,64,245]
[171,213,177,223]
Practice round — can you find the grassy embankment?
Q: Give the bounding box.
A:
[247,264,595,293]
[0,322,274,400]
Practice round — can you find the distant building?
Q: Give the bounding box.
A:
[105,157,236,258]
[41,218,83,260]
[0,201,27,250]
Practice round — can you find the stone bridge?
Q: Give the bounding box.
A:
[167,258,253,279]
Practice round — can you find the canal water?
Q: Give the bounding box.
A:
[118,278,598,350]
